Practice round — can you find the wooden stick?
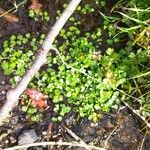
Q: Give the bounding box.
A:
[0,0,82,125]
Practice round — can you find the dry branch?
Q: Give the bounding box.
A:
[0,0,82,125]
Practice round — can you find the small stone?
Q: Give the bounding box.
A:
[18,129,38,145]
[4,139,9,144]
[11,116,18,124]
[1,91,6,94]
[1,81,5,85]
[91,122,98,127]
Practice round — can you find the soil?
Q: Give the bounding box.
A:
[0,0,150,150]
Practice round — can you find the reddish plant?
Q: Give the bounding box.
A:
[25,88,48,109]
[29,0,42,13]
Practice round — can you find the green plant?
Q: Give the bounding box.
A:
[22,104,43,122]
[21,96,39,122]
[132,0,150,9]
[21,22,117,121]
[52,104,71,122]
[77,4,94,14]
[29,10,50,21]
[111,0,150,116]
[0,33,45,86]
[95,0,106,7]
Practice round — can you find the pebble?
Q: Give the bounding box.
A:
[18,129,38,146]
[11,116,18,124]
[1,90,6,94]
[0,81,5,85]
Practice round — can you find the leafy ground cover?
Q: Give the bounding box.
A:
[0,0,150,149]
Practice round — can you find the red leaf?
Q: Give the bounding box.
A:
[32,99,47,108]
[25,88,48,109]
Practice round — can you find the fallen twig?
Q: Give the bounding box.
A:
[139,132,147,150]
[64,126,87,147]
[104,125,119,149]
[123,101,150,128]
[0,0,82,125]
[4,141,105,150]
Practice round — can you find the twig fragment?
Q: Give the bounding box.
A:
[64,126,87,146]
[139,132,147,150]
[104,125,118,149]
[122,100,150,128]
